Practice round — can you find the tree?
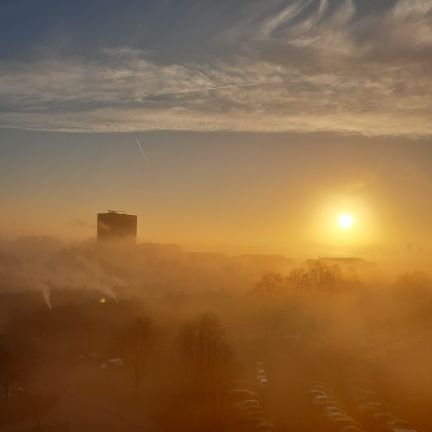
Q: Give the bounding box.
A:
[177,313,233,419]
[286,267,310,289]
[254,272,286,295]
[305,260,340,290]
[121,315,156,396]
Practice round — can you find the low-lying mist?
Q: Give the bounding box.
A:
[1,236,431,432]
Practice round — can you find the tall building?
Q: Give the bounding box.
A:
[97,211,137,243]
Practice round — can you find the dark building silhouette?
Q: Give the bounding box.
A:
[97,211,137,243]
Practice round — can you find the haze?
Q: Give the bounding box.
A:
[2,136,432,264]
[1,1,432,432]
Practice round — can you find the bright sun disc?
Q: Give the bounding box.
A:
[338,213,354,230]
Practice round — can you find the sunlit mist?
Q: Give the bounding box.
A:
[1,1,432,432]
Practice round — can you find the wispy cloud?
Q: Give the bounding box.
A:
[257,0,313,39]
[0,0,431,136]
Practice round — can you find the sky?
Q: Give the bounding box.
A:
[1,0,432,260]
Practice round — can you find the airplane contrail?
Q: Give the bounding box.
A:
[135,136,150,165]
[134,82,264,103]
[171,82,261,96]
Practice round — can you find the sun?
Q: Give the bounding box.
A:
[338,213,354,230]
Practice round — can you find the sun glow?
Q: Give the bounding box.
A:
[338,213,354,230]
[309,196,378,251]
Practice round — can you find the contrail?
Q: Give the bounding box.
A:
[135,136,150,165]
[172,82,261,95]
[135,82,264,103]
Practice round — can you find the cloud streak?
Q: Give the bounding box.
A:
[0,0,431,136]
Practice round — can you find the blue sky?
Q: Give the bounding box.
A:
[0,1,397,59]
[1,0,431,134]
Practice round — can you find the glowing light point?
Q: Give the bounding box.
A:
[99,298,107,304]
[338,213,354,230]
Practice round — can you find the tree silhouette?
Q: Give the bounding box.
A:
[120,315,156,397]
[177,312,233,426]
[254,272,286,295]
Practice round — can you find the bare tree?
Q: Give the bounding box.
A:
[306,260,340,290]
[121,315,156,396]
[287,267,310,289]
[254,272,286,295]
[177,312,233,423]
